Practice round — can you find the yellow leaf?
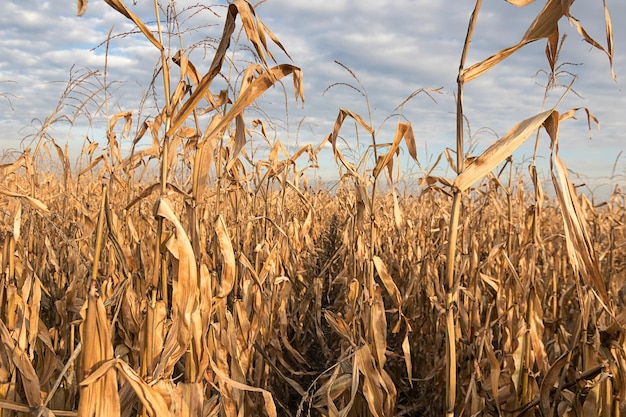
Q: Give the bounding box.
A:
[215,215,236,298]
[454,109,555,192]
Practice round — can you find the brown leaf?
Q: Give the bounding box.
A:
[506,0,536,5]
[116,361,173,417]
[568,14,616,81]
[0,320,42,407]
[602,0,616,80]
[78,292,120,417]
[370,287,388,369]
[356,345,385,417]
[209,356,278,417]
[372,256,402,308]
[454,109,555,192]
[171,64,301,140]
[529,288,548,373]
[540,353,569,417]
[104,0,162,50]
[328,108,373,177]
[401,330,413,387]
[0,188,50,214]
[168,0,300,136]
[152,197,198,378]
[484,336,501,410]
[191,115,222,199]
[461,0,575,83]
[214,215,236,298]
[373,122,416,179]
[225,113,247,172]
[77,0,87,16]
[0,154,26,177]
[545,28,559,76]
[544,111,609,304]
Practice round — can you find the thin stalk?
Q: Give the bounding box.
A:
[445,2,482,415]
[91,185,108,285]
[154,0,171,196]
[444,192,461,416]
[143,0,172,399]
[369,179,377,294]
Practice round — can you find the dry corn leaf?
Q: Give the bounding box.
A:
[277,280,307,363]
[258,245,280,286]
[479,273,499,293]
[529,288,548,373]
[544,111,609,304]
[107,111,133,164]
[328,108,373,177]
[484,336,501,411]
[323,310,352,342]
[602,0,615,80]
[0,320,42,407]
[168,0,300,136]
[545,26,559,77]
[289,144,313,165]
[167,10,236,134]
[188,64,303,143]
[295,209,313,251]
[214,215,235,298]
[506,0,536,5]
[0,154,26,178]
[379,364,397,417]
[77,0,87,16]
[172,51,223,111]
[462,0,614,82]
[568,14,615,81]
[373,121,416,179]
[116,361,172,417]
[0,398,45,414]
[210,357,277,417]
[78,155,105,177]
[332,353,360,417]
[153,197,198,378]
[454,109,555,192]
[0,188,50,214]
[252,8,292,63]
[80,359,172,417]
[392,190,403,231]
[370,287,388,369]
[12,201,21,242]
[233,0,277,65]
[401,331,412,387]
[177,382,203,417]
[372,256,401,308]
[357,345,385,417]
[78,291,120,417]
[540,353,569,417]
[225,113,247,172]
[191,115,221,198]
[312,373,353,407]
[103,0,162,50]
[26,276,42,350]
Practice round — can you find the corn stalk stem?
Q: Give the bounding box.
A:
[91,185,108,285]
[444,191,461,416]
[446,2,482,415]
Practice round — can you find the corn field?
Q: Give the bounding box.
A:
[0,0,624,416]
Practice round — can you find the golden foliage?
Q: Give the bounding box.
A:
[0,1,621,416]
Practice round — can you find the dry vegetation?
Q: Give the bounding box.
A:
[1,0,625,416]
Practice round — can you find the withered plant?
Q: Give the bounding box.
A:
[0,1,623,417]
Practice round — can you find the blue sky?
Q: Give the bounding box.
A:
[0,0,624,197]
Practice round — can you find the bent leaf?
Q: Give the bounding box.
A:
[454,109,555,192]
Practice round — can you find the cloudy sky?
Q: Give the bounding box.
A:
[0,0,624,196]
